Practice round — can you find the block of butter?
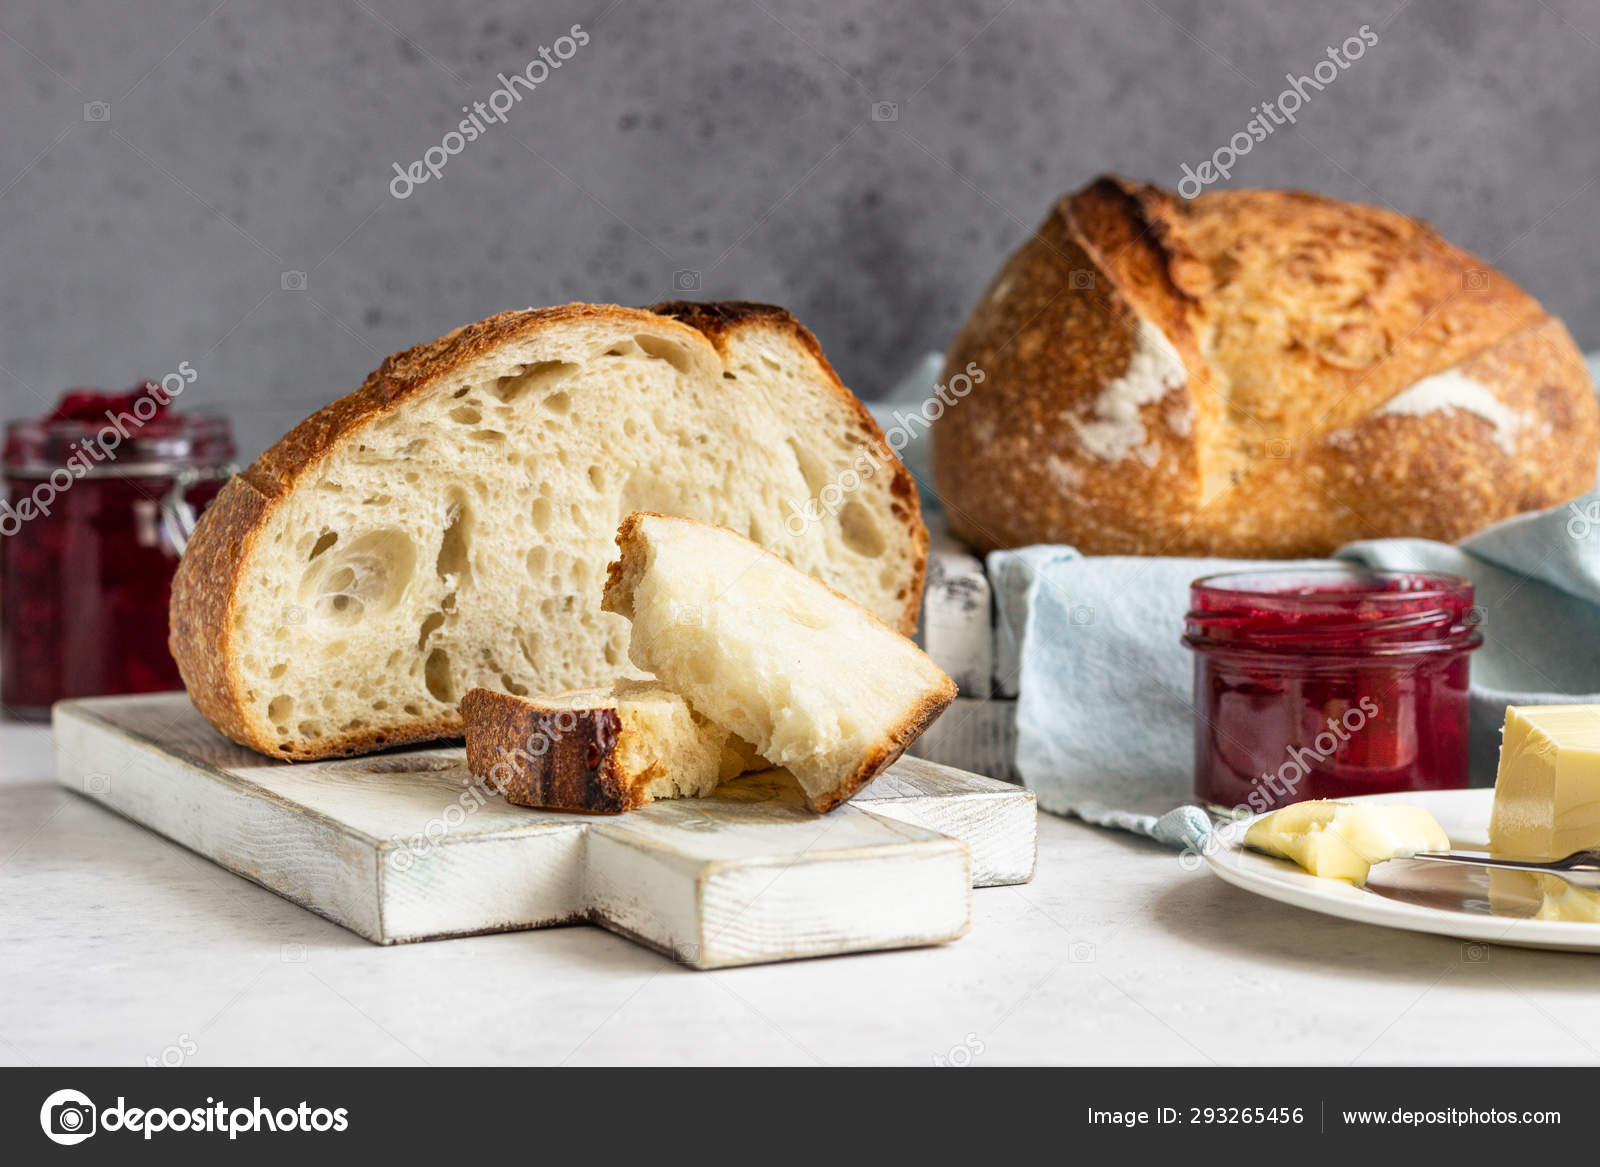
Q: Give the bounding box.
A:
[1488,705,1600,860]
[1243,800,1450,886]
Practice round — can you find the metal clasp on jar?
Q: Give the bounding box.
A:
[158,463,238,556]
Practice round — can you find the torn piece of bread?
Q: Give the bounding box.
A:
[602,512,957,812]
[169,302,928,761]
[461,679,761,813]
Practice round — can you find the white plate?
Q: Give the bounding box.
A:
[1204,788,1600,953]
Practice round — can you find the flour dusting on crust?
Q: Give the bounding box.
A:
[1073,318,1188,462]
[1379,370,1523,455]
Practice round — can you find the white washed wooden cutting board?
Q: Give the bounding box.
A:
[53,694,1036,969]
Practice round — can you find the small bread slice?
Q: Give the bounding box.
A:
[602,512,957,811]
[460,679,762,813]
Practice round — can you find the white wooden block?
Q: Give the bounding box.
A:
[53,694,1034,969]
[979,531,1026,700]
[992,591,1022,700]
[586,787,970,968]
[921,529,993,698]
[907,697,1019,786]
[853,754,1032,884]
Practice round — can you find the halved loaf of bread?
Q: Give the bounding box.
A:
[602,512,956,811]
[169,302,927,760]
[460,679,762,813]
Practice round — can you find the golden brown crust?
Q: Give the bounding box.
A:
[166,475,267,754]
[809,673,957,813]
[170,302,928,761]
[933,175,1600,556]
[460,687,637,814]
[648,299,799,343]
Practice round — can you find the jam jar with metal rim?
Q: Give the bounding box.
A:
[0,384,235,718]
[1183,567,1482,817]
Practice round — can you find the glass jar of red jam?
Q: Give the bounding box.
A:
[1183,568,1481,816]
[1,385,235,718]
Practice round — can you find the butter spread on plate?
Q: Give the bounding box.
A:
[1532,880,1600,922]
[1243,800,1450,886]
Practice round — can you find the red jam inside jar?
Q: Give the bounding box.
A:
[1183,568,1481,815]
[1,385,235,718]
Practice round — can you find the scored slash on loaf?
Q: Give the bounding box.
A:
[934,175,1599,557]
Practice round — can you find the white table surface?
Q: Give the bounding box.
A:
[5,717,1600,1067]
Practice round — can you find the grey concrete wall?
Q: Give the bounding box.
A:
[2,0,1595,458]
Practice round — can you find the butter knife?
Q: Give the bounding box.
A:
[1408,849,1600,890]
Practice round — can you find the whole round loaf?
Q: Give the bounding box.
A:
[932,176,1599,557]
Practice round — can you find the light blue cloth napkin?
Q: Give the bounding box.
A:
[990,503,1600,851]
[873,354,1600,851]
